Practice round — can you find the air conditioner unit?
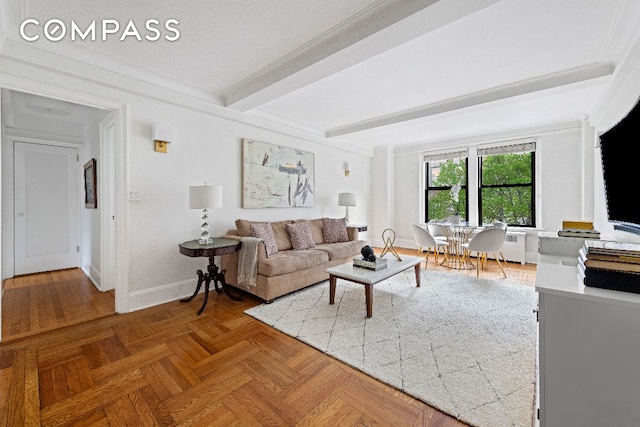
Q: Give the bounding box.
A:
[488,231,527,265]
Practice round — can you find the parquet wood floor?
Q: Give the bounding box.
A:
[2,268,115,342]
[0,249,537,426]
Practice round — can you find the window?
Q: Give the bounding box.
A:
[424,151,468,222]
[478,142,535,226]
[423,141,536,227]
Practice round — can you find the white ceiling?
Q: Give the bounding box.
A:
[2,0,639,151]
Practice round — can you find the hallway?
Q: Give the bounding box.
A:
[1,268,115,342]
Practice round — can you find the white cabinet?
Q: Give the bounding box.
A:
[536,264,640,427]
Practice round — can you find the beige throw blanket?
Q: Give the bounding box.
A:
[238,236,262,288]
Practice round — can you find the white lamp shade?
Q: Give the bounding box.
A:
[338,192,356,207]
[190,184,222,209]
[153,123,173,143]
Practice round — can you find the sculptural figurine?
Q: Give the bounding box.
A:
[361,245,377,262]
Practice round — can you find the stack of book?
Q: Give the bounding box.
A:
[558,220,601,239]
[578,240,640,294]
[353,257,388,271]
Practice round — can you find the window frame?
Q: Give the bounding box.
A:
[477,147,536,227]
[424,157,469,223]
[422,141,537,228]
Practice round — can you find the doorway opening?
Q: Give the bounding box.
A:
[0,88,123,341]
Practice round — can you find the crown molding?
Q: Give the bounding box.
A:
[249,107,327,138]
[248,108,375,156]
[590,6,640,131]
[1,39,220,104]
[392,120,583,156]
[0,53,376,158]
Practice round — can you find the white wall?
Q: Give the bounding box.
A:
[371,125,591,263]
[537,128,586,232]
[0,57,371,312]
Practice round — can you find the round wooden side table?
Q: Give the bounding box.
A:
[178,238,243,315]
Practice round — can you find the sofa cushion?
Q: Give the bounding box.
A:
[236,219,258,237]
[286,221,316,250]
[237,219,293,251]
[250,222,278,256]
[296,218,324,244]
[314,240,367,261]
[258,249,329,277]
[322,217,349,243]
[271,220,294,251]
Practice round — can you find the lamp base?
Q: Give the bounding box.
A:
[199,237,213,245]
[198,208,213,245]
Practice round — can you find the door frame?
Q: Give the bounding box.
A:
[99,112,117,292]
[0,80,130,342]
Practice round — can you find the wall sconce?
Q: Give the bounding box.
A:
[153,124,173,153]
[344,161,350,176]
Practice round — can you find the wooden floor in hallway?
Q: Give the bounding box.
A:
[2,268,115,342]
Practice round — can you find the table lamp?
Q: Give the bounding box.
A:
[189,183,222,244]
[338,192,356,225]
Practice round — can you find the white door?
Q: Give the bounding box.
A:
[14,141,80,275]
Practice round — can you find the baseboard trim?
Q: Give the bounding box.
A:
[128,279,198,312]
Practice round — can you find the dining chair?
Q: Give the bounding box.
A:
[492,221,508,264]
[460,227,507,277]
[412,224,449,266]
[427,223,449,260]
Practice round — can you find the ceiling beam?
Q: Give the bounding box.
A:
[326,63,616,137]
[224,0,500,111]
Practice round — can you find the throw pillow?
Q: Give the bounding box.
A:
[322,217,349,243]
[250,222,278,257]
[285,221,316,250]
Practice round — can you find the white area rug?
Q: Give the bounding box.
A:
[245,269,538,427]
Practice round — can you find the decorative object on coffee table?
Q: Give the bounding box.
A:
[353,245,387,270]
[361,245,376,261]
[379,228,402,261]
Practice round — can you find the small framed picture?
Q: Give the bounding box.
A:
[83,158,97,209]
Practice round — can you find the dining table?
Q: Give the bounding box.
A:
[431,221,491,270]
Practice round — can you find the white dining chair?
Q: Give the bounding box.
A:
[412,224,449,266]
[460,227,507,277]
[493,221,507,230]
[492,221,508,264]
[427,223,449,260]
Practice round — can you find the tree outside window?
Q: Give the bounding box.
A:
[479,152,534,226]
[424,143,536,227]
[425,158,467,222]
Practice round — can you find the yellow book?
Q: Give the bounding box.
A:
[562,220,594,230]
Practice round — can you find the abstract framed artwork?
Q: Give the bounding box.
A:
[242,138,315,208]
[83,158,97,208]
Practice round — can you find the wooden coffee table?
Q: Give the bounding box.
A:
[326,255,423,317]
